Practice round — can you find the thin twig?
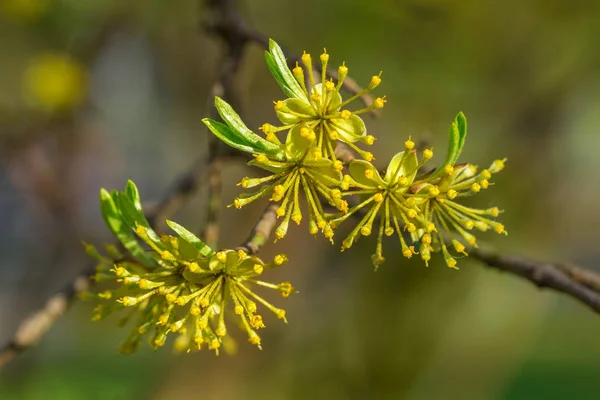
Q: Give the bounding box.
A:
[237,202,279,255]
[470,246,600,313]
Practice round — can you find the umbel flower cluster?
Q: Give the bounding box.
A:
[203,39,507,269]
[87,39,507,354]
[84,181,294,354]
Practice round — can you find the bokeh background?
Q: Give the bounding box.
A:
[2,0,600,399]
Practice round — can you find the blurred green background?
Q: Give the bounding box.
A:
[2,0,600,399]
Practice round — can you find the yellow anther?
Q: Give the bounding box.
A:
[361,226,372,236]
[198,317,208,328]
[405,222,416,232]
[464,220,475,230]
[447,189,458,200]
[166,293,177,303]
[216,326,227,337]
[311,92,321,102]
[259,123,272,133]
[405,136,415,150]
[312,149,322,159]
[135,225,145,236]
[426,223,437,233]
[251,314,265,328]
[452,239,467,255]
[255,154,269,164]
[369,73,382,89]
[407,209,417,218]
[373,193,384,203]
[403,248,414,258]
[276,309,286,320]
[333,160,344,171]
[421,234,432,245]
[317,220,326,229]
[237,249,247,259]
[276,206,286,217]
[249,335,261,346]
[292,62,302,75]
[365,135,376,145]
[480,179,489,189]
[301,51,311,65]
[385,227,394,236]
[444,164,454,175]
[488,207,499,217]
[341,110,351,119]
[446,257,457,269]
[209,339,221,350]
[274,254,287,265]
[234,305,244,315]
[481,169,492,180]
[398,175,408,186]
[300,127,315,140]
[423,148,433,160]
[324,80,335,91]
[374,96,387,109]
[266,133,279,143]
[491,159,505,172]
[364,169,374,179]
[161,251,173,260]
[338,62,348,75]
[429,186,440,197]
[158,314,169,325]
[274,184,285,196]
[120,296,137,306]
[299,167,306,174]
[113,266,127,277]
[175,297,186,306]
[331,189,342,199]
[253,264,263,275]
[328,129,339,140]
[471,183,481,193]
[190,306,201,316]
[405,197,416,208]
[238,177,249,188]
[200,298,210,308]
[494,223,506,234]
[363,152,374,161]
[216,251,227,263]
[320,48,329,62]
[291,213,302,224]
[138,279,149,289]
[274,100,284,110]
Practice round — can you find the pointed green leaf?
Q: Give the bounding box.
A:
[115,188,163,249]
[214,97,284,156]
[267,39,306,100]
[433,112,468,179]
[166,220,215,258]
[99,188,154,264]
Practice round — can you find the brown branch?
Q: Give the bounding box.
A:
[470,246,600,313]
[237,202,279,255]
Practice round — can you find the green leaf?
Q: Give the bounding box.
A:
[433,112,468,179]
[266,39,306,100]
[99,188,154,265]
[445,112,467,167]
[214,97,284,156]
[166,220,215,258]
[115,183,163,249]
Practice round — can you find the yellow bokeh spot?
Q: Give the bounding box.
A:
[23,53,86,112]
